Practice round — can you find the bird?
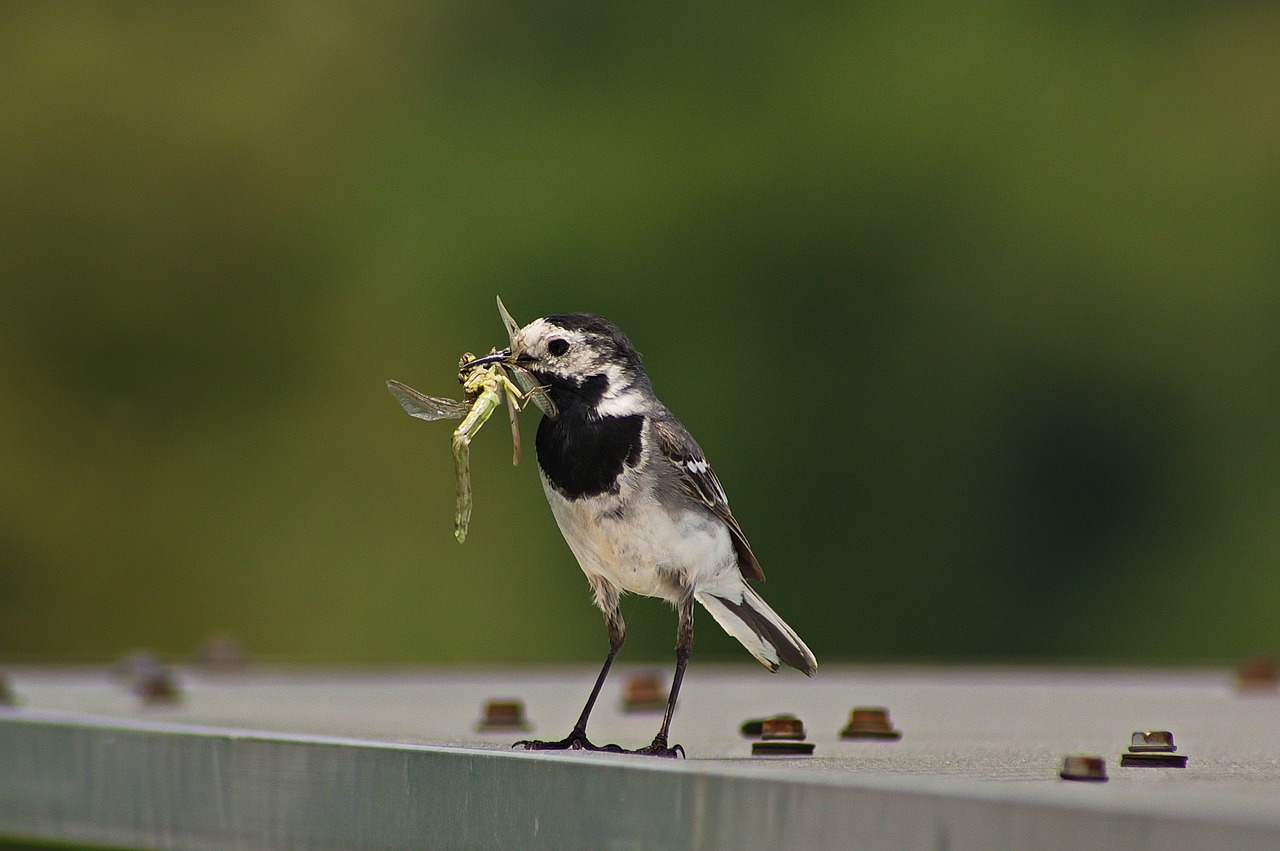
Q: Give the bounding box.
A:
[468,311,816,757]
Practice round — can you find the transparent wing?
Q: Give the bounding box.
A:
[386,379,470,422]
[506,365,558,420]
[496,295,522,350]
[505,387,522,466]
[495,295,559,420]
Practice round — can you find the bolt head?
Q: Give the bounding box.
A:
[621,673,667,712]
[1236,657,1280,693]
[840,706,902,740]
[761,716,807,741]
[1060,754,1108,782]
[1129,730,1176,752]
[477,699,531,731]
[739,713,797,738]
[134,669,182,707]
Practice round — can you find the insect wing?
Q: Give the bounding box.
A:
[387,379,470,422]
[496,295,522,351]
[506,388,522,465]
[507,365,559,420]
[495,296,559,420]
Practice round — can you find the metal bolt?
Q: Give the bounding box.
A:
[739,713,797,738]
[750,714,815,755]
[1236,657,1279,694]
[761,716,806,740]
[840,706,903,741]
[1059,754,1108,782]
[1128,730,1176,752]
[477,699,531,731]
[1121,730,1187,767]
[133,667,182,707]
[620,673,667,712]
[115,651,181,707]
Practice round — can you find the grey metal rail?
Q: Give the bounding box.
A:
[2,666,1278,849]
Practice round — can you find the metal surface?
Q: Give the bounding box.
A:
[2,666,1280,849]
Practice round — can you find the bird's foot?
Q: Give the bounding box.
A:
[626,738,685,759]
[513,731,623,753]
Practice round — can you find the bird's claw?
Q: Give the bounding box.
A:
[513,733,623,753]
[512,734,683,757]
[627,740,685,758]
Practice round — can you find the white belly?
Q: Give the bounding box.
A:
[542,478,736,603]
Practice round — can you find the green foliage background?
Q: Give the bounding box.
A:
[2,2,1278,665]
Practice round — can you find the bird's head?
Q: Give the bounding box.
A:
[471,311,650,417]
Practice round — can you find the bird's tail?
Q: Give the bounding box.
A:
[695,583,817,675]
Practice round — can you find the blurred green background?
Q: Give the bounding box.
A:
[1,2,1278,667]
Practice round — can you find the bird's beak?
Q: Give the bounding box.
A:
[465,348,512,368]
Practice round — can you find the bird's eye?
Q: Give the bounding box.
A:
[547,337,570,356]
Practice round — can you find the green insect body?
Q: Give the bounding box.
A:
[388,297,557,543]
[448,357,529,542]
[388,354,545,543]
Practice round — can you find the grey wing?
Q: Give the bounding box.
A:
[651,417,766,583]
[387,380,471,421]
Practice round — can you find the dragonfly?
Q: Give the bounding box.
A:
[387,298,556,543]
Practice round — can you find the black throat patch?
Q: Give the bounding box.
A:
[536,411,644,499]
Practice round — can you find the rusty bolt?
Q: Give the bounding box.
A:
[761,716,807,740]
[840,706,903,741]
[1059,754,1108,782]
[1236,657,1279,694]
[749,714,814,755]
[477,699,531,732]
[739,713,797,738]
[133,667,182,707]
[620,673,667,712]
[114,650,181,707]
[1121,730,1187,768]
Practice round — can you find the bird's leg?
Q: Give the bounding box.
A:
[629,594,692,758]
[514,589,625,753]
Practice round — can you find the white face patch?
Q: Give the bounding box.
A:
[518,318,650,417]
[518,319,589,366]
[594,360,647,417]
[518,320,595,377]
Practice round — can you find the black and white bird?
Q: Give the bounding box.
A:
[470,312,816,757]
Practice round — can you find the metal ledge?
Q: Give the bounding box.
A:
[2,667,1279,849]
